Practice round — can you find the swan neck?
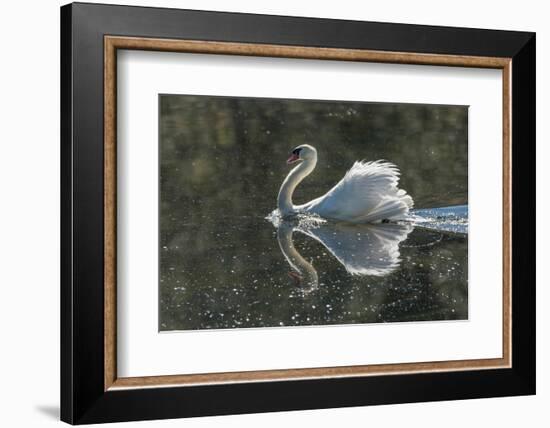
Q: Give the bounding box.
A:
[277,158,316,215]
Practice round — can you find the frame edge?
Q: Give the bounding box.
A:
[510,32,536,394]
[104,35,513,390]
[60,2,74,425]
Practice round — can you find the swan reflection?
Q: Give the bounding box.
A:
[272,216,413,293]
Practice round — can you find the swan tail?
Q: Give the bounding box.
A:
[352,194,413,223]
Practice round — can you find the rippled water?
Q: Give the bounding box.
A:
[159,94,468,331]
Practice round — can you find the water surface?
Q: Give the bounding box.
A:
[159,94,468,331]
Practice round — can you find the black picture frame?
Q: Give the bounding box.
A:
[61,2,535,424]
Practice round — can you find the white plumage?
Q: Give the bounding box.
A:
[277,145,413,224]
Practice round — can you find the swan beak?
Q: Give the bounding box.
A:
[287,153,300,164]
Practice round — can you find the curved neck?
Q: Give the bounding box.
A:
[277,158,317,215]
[277,225,318,291]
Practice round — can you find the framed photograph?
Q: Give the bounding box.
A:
[61,2,535,424]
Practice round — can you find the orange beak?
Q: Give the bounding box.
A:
[287,153,300,164]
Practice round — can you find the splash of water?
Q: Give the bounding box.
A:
[267,205,468,235]
[411,205,468,234]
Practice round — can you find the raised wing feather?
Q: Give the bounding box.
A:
[301,161,413,223]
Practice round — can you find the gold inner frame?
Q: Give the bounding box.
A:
[104,35,512,391]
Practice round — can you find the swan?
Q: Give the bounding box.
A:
[277,144,413,223]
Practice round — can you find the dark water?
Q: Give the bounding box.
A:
[159,94,468,331]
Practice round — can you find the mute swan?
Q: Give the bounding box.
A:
[277,145,413,223]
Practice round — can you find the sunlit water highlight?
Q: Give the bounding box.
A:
[160,205,468,331]
[412,205,468,235]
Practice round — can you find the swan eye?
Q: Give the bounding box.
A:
[292,148,302,156]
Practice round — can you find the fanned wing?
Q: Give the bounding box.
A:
[302,160,413,223]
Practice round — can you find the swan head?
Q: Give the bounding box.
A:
[286,144,317,164]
